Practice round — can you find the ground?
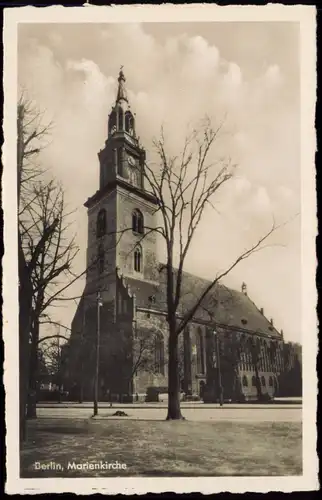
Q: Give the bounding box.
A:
[36,402,302,422]
[21,407,302,477]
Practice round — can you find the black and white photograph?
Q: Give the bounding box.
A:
[3,4,317,495]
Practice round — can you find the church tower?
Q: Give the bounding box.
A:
[84,68,159,300]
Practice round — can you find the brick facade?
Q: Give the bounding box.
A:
[65,70,301,403]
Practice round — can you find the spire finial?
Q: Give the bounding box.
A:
[116,66,128,102]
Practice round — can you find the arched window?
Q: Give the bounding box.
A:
[117,106,124,131]
[134,245,142,273]
[261,376,266,387]
[196,327,205,374]
[97,243,105,274]
[96,209,106,238]
[154,334,164,375]
[109,111,116,136]
[268,376,273,387]
[239,334,245,370]
[246,337,253,370]
[263,341,267,371]
[125,111,134,135]
[242,375,248,387]
[117,147,123,176]
[132,209,144,234]
[252,376,257,387]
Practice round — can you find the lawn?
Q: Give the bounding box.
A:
[20,418,302,477]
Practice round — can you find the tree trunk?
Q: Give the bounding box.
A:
[26,345,38,419]
[18,239,32,442]
[26,321,40,419]
[19,315,30,442]
[166,330,185,420]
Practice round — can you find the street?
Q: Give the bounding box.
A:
[36,403,301,422]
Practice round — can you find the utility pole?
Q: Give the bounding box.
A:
[57,334,61,404]
[213,330,224,407]
[93,292,103,416]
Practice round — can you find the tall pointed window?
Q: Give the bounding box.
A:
[117,106,124,131]
[96,209,106,238]
[196,327,205,374]
[125,111,134,135]
[132,209,144,234]
[154,334,165,375]
[134,245,142,273]
[117,147,123,176]
[108,111,116,136]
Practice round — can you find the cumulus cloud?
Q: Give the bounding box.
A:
[17,23,301,342]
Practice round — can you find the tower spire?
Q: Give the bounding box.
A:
[116,66,128,103]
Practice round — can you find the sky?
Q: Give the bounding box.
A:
[18,21,301,343]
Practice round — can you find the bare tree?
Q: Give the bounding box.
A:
[141,116,281,419]
[38,335,66,397]
[99,326,160,404]
[17,95,57,440]
[20,178,79,418]
[17,94,80,433]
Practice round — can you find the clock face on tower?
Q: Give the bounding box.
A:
[128,155,136,167]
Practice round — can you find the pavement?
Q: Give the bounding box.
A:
[36,403,302,423]
[37,396,302,410]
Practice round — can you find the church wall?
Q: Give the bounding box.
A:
[116,186,159,283]
[188,324,207,395]
[67,69,299,404]
[238,370,278,400]
[134,310,168,396]
[86,190,117,285]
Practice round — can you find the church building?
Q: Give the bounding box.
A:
[65,69,294,403]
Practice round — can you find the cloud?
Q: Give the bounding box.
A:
[265,64,283,86]
[17,23,301,343]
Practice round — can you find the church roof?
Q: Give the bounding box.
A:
[122,267,282,339]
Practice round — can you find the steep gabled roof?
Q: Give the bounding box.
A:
[122,266,282,338]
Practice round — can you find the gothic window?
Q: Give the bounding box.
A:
[252,376,257,387]
[242,375,248,387]
[109,111,116,136]
[118,107,124,131]
[261,376,266,387]
[96,209,106,238]
[247,337,253,370]
[117,147,123,176]
[134,245,142,273]
[196,327,205,374]
[129,166,140,187]
[97,244,105,274]
[268,376,273,387]
[132,209,144,234]
[259,338,264,371]
[154,334,165,375]
[125,111,134,135]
